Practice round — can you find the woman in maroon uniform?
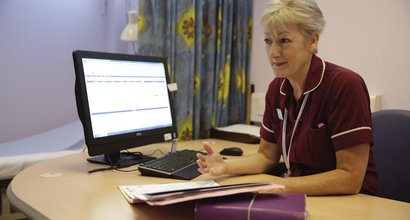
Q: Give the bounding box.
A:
[197,0,377,195]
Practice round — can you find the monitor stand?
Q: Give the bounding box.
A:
[87,151,155,167]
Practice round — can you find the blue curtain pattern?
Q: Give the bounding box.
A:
[138,0,252,140]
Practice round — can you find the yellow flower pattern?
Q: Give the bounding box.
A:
[236,67,246,95]
[194,73,200,97]
[178,7,195,48]
[138,0,252,138]
[216,10,222,50]
[138,13,145,33]
[218,56,231,108]
[179,115,193,141]
[247,19,253,47]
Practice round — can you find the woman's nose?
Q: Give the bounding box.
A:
[268,43,281,58]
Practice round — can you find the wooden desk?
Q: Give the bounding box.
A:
[7,139,410,220]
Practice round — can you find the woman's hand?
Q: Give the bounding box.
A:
[196,143,226,176]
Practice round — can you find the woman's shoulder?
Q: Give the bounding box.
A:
[323,60,369,94]
[264,77,286,104]
[325,61,364,82]
[325,62,365,85]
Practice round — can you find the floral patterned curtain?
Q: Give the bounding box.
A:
[138,0,252,140]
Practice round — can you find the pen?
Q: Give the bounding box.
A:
[88,167,114,174]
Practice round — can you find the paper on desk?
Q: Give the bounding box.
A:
[214,124,260,137]
[118,180,284,206]
[120,180,220,202]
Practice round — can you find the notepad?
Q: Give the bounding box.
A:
[196,193,307,220]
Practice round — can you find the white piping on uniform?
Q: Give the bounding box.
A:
[262,122,275,134]
[331,126,372,139]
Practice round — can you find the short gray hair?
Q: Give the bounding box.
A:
[261,0,326,38]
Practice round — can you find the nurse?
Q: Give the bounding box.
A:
[196,0,377,195]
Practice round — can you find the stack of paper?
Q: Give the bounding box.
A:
[118,180,284,206]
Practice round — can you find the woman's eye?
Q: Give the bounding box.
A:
[280,38,291,44]
[264,38,272,45]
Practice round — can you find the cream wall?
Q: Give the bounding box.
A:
[250,0,410,110]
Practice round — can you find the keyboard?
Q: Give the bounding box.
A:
[138,149,204,180]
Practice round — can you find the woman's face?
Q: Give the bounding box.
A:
[264,24,318,81]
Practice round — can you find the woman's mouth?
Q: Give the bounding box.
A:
[273,61,287,67]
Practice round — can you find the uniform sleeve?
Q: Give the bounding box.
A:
[327,71,374,151]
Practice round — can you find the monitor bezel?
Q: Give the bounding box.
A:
[73,50,178,157]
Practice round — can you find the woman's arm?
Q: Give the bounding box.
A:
[198,139,370,195]
[225,138,282,174]
[265,143,370,195]
[197,138,281,176]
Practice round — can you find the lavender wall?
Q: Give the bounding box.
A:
[250,0,410,111]
[0,0,135,143]
[4,0,408,143]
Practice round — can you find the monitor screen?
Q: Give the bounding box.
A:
[73,50,178,166]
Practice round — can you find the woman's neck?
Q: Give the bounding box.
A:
[288,77,306,103]
[287,57,312,103]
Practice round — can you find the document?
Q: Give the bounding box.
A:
[214,124,261,137]
[119,180,284,206]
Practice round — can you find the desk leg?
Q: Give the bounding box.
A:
[1,182,27,220]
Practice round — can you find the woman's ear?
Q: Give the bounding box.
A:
[309,33,319,53]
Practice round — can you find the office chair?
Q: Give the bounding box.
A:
[372,109,410,203]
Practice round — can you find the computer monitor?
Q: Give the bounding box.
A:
[73,50,178,167]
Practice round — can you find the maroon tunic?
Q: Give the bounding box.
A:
[260,54,378,195]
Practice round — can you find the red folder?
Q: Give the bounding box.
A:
[195,193,306,220]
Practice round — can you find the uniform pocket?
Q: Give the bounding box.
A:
[307,124,335,170]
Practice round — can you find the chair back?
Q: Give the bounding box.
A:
[372,109,410,202]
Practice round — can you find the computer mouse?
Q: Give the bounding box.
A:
[220,147,243,156]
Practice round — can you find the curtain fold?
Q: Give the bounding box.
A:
[138,0,252,140]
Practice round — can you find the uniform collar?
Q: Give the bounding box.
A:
[280,54,325,96]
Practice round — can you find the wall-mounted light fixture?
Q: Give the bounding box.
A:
[120,10,138,53]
